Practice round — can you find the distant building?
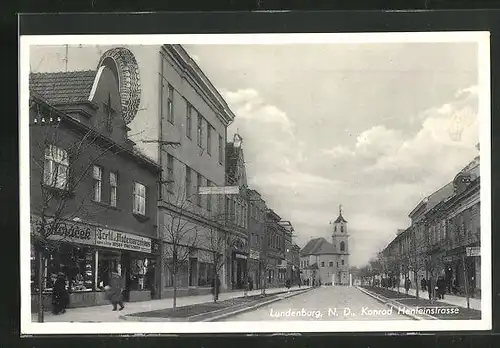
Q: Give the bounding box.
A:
[299,207,350,286]
[264,209,286,287]
[246,188,267,289]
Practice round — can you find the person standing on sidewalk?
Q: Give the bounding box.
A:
[107,270,125,311]
[404,278,411,295]
[52,272,69,315]
[421,277,427,292]
[211,274,221,301]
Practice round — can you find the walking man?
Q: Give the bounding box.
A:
[107,269,125,311]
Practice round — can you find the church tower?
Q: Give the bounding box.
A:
[332,205,350,285]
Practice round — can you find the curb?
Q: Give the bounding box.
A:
[356,286,437,321]
[203,287,315,322]
[120,287,314,322]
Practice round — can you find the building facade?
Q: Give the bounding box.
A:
[29,52,161,312]
[247,189,267,289]
[225,133,250,289]
[380,155,481,297]
[156,45,239,296]
[263,209,286,288]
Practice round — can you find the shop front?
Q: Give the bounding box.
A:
[442,244,480,298]
[248,249,260,289]
[231,251,248,289]
[30,216,158,312]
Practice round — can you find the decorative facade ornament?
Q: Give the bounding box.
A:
[97,47,141,124]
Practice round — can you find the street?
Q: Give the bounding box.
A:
[221,286,411,321]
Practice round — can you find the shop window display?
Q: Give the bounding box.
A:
[198,262,214,286]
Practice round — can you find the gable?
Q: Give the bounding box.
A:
[89,65,129,146]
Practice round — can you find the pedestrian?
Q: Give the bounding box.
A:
[285,278,291,289]
[52,272,69,315]
[249,276,254,291]
[421,277,427,292]
[106,269,125,311]
[437,276,446,299]
[211,274,221,301]
[404,278,411,295]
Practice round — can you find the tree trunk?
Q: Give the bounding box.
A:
[414,270,419,299]
[37,250,45,323]
[173,273,177,309]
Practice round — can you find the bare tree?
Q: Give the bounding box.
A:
[160,184,200,309]
[29,95,134,322]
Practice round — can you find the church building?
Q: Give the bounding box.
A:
[299,206,351,286]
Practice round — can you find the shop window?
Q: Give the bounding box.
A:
[127,257,153,290]
[32,245,95,294]
[93,165,103,202]
[164,260,189,288]
[133,182,146,216]
[198,262,214,286]
[44,144,69,190]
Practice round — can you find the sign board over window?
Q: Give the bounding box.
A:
[96,228,152,253]
[31,215,96,246]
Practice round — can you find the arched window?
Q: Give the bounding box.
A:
[340,225,344,233]
[340,241,345,252]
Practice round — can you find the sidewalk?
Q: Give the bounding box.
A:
[31,285,311,322]
[404,288,481,311]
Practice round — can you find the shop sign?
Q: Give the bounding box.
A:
[96,228,152,253]
[249,249,260,260]
[466,247,480,257]
[31,215,96,246]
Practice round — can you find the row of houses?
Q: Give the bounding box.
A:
[378,153,481,298]
[28,45,301,312]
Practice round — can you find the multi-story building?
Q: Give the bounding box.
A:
[278,221,294,284]
[380,154,481,297]
[225,133,250,289]
[290,244,301,285]
[263,209,286,288]
[29,54,161,312]
[247,189,267,289]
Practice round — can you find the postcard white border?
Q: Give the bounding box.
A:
[20,31,492,334]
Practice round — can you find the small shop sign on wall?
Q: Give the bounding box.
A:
[31,215,96,246]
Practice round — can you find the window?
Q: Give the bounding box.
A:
[337,261,339,268]
[340,241,345,252]
[133,182,146,215]
[109,172,117,207]
[167,84,174,124]
[321,262,325,267]
[341,225,344,233]
[341,260,345,266]
[329,261,334,267]
[197,114,203,147]
[334,225,337,232]
[218,135,223,164]
[186,102,192,138]
[196,173,202,206]
[44,145,69,190]
[185,166,192,199]
[207,125,212,155]
[167,154,174,193]
[93,165,103,202]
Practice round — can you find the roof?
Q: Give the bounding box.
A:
[301,237,337,255]
[334,213,347,223]
[29,70,97,105]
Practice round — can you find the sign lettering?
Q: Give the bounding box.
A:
[31,216,96,246]
[96,228,152,253]
[466,247,480,257]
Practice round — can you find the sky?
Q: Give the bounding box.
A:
[183,43,480,267]
[28,42,481,267]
